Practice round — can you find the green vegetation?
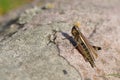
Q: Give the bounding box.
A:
[107,73,120,78]
[0,0,32,15]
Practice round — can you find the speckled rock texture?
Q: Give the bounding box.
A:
[0,25,81,80]
[0,0,120,80]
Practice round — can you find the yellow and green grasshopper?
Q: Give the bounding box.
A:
[71,22,101,68]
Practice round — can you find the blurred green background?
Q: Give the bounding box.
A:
[0,0,33,15]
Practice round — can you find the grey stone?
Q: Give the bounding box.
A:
[0,24,81,80]
[0,0,120,80]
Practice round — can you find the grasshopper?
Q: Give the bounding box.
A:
[71,23,101,68]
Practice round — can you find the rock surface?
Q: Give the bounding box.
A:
[0,0,120,80]
[0,25,81,80]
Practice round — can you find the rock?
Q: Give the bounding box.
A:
[18,6,42,25]
[0,24,81,80]
[0,0,120,80]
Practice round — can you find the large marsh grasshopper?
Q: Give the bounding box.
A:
[71,22,101,68]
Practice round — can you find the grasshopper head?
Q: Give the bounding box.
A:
[71,21,81,37]
[71,26,80,37]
